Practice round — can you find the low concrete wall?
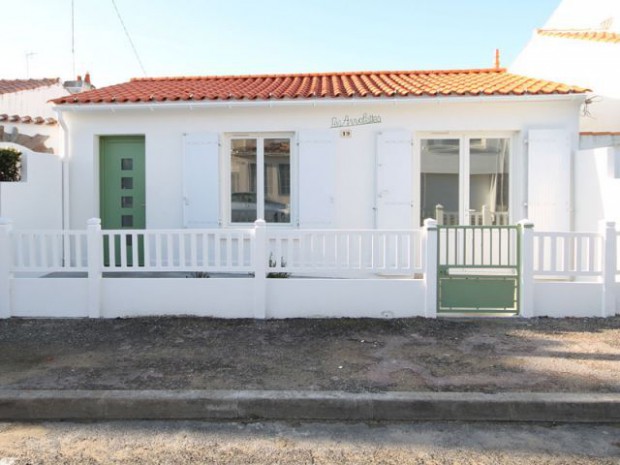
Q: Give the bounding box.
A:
[11,278,88,317]
[533,281,603,317]
[267,279,426,318]
[101,278,256,318]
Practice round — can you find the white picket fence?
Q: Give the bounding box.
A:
[0,218,618,319]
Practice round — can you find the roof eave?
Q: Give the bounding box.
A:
[53,92,587,112]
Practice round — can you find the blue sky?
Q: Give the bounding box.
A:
[2,0,560,87]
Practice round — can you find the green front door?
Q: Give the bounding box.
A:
[100,136,145,266]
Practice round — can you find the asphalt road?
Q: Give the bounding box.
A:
[0,421,618,464]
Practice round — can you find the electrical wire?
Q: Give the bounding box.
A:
[111,0,147,77]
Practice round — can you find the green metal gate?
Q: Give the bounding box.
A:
[437,225,520,314]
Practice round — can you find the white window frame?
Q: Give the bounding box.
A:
[414,131,517,227]
[223,132,296,226]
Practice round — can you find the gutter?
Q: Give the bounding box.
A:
[55,111,70,231]
[53,93,587,113]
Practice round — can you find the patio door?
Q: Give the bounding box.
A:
[100,136,146,265]
[419,136,511,226]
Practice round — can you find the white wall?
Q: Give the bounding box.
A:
[511,0,620,134]
[512,36,620,133]
[60,97,581,231]
[575,146,620,230]
[0,143,62,229]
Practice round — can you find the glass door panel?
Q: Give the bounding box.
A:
[469,138,510,225]
[264,138,291,223]
[231,138,257,223]
[420,139,460,225]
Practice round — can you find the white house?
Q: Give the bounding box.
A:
[2,64,618,320]
[52,66,585,234]
[511,0,620,230]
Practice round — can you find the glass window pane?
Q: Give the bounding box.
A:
[420,139,460,225]
[121,177,133,189]
[121,158,133,170]
[469,138,510,225]
[121,196,133,208]
[231,139,257,223]
[264,138,290,223]
[121,215,133,227]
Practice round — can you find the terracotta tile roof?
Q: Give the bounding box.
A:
[0,114,57,125]
[0,78,60,95]
[538,29,620,43]
[52,68,587,105]
[580,131,620,136]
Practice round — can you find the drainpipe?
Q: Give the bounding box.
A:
[56,110,70,231]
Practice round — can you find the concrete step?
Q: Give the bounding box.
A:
[1,390,619,423]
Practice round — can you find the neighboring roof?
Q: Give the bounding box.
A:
[52,68,587,105]
[0,114,57,125]
[580,131,620,136]
[537,29,620,43]
[0,78,61,95]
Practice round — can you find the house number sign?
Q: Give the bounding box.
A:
[330,113,382,128]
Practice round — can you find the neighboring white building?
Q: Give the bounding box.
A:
[0,78,65,227]
[511,0,620,230]
[0,78,64,153]
[0,75,95,228]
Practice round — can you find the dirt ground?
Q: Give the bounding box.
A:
[0,316,619,393]
[1,421,619,465]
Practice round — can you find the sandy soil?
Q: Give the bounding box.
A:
[0,316,618,393]
[0,421,619,464]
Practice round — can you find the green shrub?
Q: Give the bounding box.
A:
[0,148,21,182]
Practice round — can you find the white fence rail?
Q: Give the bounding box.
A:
[101,229,254,272]
[533,231,603,277]
[12,230,88,272]
[267,230,423,274]
[6,223,424,276]
[0,217,618,319]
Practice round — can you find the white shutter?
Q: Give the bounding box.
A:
[298,130,336,227]
[376,130,413,229]
[527,129,571,231]
[182,133,220,228]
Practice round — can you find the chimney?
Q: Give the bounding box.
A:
[84,72,91,85]
[76,74,82,82]
[495,49,501,69]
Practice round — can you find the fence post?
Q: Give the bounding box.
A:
[435,205,444,226]
[0,218,13,318]
[87,218,102,318]
[253,219,267,319]
[423,218,438,318]
[600,220,616,318]
[482,205,492,226]
[518,219,534,318]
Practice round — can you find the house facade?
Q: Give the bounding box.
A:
[53,68,585,234]
[3,66,618,320]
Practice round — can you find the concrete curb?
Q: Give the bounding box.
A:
[0,390,619,423]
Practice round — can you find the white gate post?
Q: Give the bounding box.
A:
[253,219,267,319]
[87,218,103,318]
[600,220,616,318]
[518,219,534,318]
[0,218,13,318]
[423,218,438,318]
